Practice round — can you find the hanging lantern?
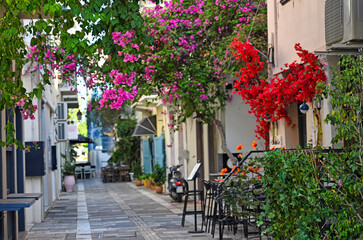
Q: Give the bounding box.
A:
[264,113,271,122]
[299,103,309,114]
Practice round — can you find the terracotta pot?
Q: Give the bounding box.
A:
[151,184,156,190]
[136,180,142,186]
[146,180,151,189]
[64,175,75,192]
[155,185,163,194]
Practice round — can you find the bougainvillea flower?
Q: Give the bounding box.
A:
[337,180,342,187]
[242,171,246,176]
[215,178,224,182]
[236,144,243,151]
[220,168,228,175]
[257,175,261,179]
[282,146,286,150]
[238,153,243,158]
[252,141,257,149]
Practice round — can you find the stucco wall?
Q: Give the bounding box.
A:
[225,93,265,152]
[268,0,326,75]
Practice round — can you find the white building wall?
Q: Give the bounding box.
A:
[267,0,341,148]
[22,42,61,230]
[225,94,265,152]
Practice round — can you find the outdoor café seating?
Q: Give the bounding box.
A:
[75,163,96,179]
[101,165,131,183]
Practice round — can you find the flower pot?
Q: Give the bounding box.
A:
[146,180,151,189]
[155,185,163,194]
[64,175,75,192]
[136,180,142,186]
[151,184,156,190]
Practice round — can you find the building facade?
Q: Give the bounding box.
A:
[267,0,363,149]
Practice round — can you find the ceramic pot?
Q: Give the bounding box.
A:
[151,184,156,190]
[64,175,75,192]
[146,180,151,189]
[136,180,142,186]
[155,185,163,194]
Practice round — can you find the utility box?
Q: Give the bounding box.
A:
[325,0,363,47]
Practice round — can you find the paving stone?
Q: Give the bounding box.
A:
[27,178,267,240]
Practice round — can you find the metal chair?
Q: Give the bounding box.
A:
[119,166,130,182]
[75,166,83,179]
[105,167,115,182]
[202,180,214,232]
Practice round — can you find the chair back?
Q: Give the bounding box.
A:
[84,165,91,172]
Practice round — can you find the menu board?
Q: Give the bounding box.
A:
[187,162,202,181]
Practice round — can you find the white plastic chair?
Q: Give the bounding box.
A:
[84,165,92,179]
[75,166,83,179]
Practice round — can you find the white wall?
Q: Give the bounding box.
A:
[22,46,61,230]
[225,92,265,152]
[268,0,326,75]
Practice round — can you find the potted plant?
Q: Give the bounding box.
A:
[145,173,152,189]
[150,176,156,190]
[141,174,147,186]
[153,163,165,194]
[62,159,76,192]
[133,163,143,186]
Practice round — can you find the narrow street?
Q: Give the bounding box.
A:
[26,179,237,240]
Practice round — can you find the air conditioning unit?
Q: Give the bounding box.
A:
[56,102,67,121]
[325,0,363,47]
[56,122,68,141]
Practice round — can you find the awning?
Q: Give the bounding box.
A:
[132,115,157,136]
[70,134,94,144]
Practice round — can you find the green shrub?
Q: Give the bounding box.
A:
[62,160,75,176]
[133,162,143,180]
[152,162,165,186]
[262,149,362,239]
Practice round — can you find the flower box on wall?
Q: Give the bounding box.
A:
[25,141,45,176]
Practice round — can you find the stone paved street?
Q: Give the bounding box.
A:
[27,178,249,240]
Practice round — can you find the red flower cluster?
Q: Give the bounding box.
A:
[231,39,326,144]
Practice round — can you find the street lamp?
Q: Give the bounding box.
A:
[314,97,323,111]
[77,110,82,121]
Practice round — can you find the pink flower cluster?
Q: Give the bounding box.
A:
[99,86,138,110]
[112,30,135,48]
[21,105,37,120]
[110,70,135,86]
[12,97,38,120]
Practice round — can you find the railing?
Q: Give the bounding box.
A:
[213,148,344,239]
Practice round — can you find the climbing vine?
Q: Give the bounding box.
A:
[231,40,326,144]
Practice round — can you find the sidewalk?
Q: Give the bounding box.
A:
[27,178,243,240]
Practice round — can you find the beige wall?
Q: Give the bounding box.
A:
[268,0,326,75]
[267,0,339,148]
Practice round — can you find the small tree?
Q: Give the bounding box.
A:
[133,162,143,180]
[112,119,140,166]
[152,162,165,186]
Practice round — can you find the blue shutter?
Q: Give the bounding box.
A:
[153,134,165,170]
[142,139,153,174]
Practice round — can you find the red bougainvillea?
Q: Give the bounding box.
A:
[231,39,326,144]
